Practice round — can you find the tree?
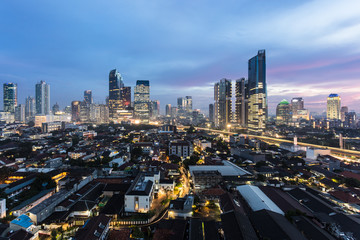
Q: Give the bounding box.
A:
[187,125,196,134]
[257,174,266,182]
[131,147,143,160]
[169,155,181,164]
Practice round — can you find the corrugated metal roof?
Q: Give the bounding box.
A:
[237,185,284,215]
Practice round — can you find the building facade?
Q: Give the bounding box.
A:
[235,78,248,126]
[108,69,123,120]
[134,80,150,121]
[327,93,341,120]
[84,90,93,105]
[248,50,267,134]
[3,83,17,113]
[35,81,50,115]
[276,99,292,124]
[214,78,232,129]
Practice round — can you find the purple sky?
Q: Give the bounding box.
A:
[0,0,359,115]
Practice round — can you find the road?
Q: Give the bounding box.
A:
[181,126,360,158]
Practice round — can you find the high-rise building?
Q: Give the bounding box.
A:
[248,50,267,133]
[171,107,178,118]
[121,86,131,108]
[84,90,93,105]
[345,111,356,128]
[71,101,81,122]
[15,104,25,123]
[79,101,89,122]
[134,80,150,120]
[150,100,160,119]
[52,103,60,114]
[276,99,292,124]
[185,96,192,112]
[327,94,341,120]
[177,97,185,110]
[3,83,17,113]
[25,96,35,121]
[89,104,109,123]
[209,104,214,123]
[291,98,304,113]
[109,69,122,119]
[214,78,232,128]
[340,106,348,122]
[165,104,171,117]
[35,81,50,115]
[235,78,248,126]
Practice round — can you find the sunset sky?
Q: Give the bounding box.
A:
[1,0,360,114]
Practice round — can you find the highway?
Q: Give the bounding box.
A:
[180,126,360,158]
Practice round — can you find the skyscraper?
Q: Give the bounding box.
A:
[109,69,123,119]
[3,83,17,113]
[15,104,25,123]
[209,104,214,123]
[134,80,150,120]
[340,106,348,122]
[121,86,131,108]
[327,94,341,120]
[214,78,232,128]
[185,96,192,112]
[150,100,160,119]
[52,103,60,114]
[25,96,35,121]
[35,81,50,115]
[276,99,292,124]
[291,97,304,114]
[71,101,81,122]
[84,90,93,105]
[235,78,248,126]
[177,97,185,110]
[248,50,267,134]
[165,104,171,117]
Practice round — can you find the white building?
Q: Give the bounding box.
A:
[169,140,193,158]
[125,174,154,213]
[0,199,5,218]
[194,139,212,151]
[306,148,331,160]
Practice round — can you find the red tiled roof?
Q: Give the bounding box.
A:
[202,187,226,196]
[329,190,360,204]
[341,171,360,182]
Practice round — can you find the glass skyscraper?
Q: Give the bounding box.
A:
[248,50,267,134]
[134,80,150,121]
[235,78,248,127]
[214,78,232,129]
[3,83,17,113]
[25,96,35,121]
[109,69,123,119]
[84,90,93,105]
[35,81,50,115]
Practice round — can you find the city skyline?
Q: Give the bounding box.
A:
[1,1,360,114]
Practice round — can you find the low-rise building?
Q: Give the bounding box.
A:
[125,174,154,213]
[169,140,193,158]
[74,214,111,240]
[168,195,194,219]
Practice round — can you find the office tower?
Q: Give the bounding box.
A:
[25,96,35,120]
[276,99,292,124]
[64,106,71,114]
[327,94,341,120]
[79,101,89,122]
[150,100,160,119]
[71,101,81,122]
[84,90,93,105]
[134,80,150,120]
[340,106,348,122]
[171,107,178,118]
[345,111,356,128]
[109,69,123,119]
[291,98,304,113]
[177,97,185,110]
[235,78,248,126]
[165,104,171,117]
[35,81,50,115]
[121,86,131,108]
[185,96,193,112]
[209,104,214,123]
[52,103,60,114]
[89,104,109,123]
[214,78,232,128]
[248,50,267,133]
[15,104,25,123]
[3,83,17,113]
